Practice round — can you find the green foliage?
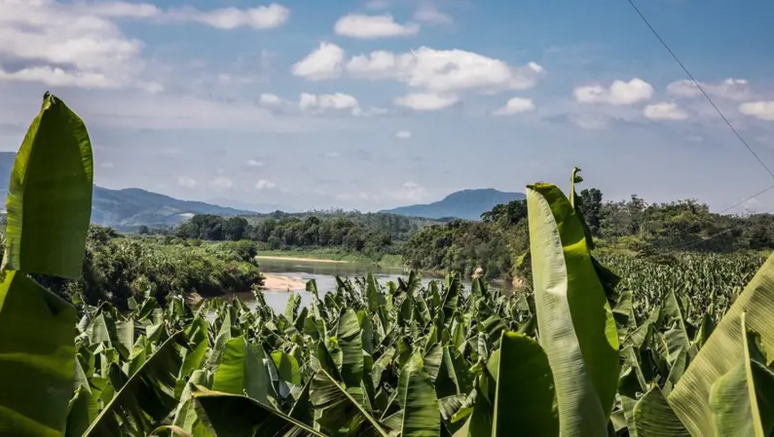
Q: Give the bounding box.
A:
[0,93,92,435]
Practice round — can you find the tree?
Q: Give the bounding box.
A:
[579,188,603,236]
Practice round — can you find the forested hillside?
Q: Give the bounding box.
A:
[402,187,774,281]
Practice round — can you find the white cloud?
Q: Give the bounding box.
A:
[76,1,291,29]
[323,151,341,158]
[388,181,428,202]
[574,78,654,105]
[334,14,419,39]
[255,179,276,190]
[395,130,412,139]
[246,159,265,167]
[413,5,453,25]
[346,48,544,94]
[162,4,290,29]
[667,78,751,101]
[299,92,361,115]
[493,97,536,115]
[259,93,282,105]
[738,101,774,121]
[73,1,161,18]
[643,102,689,121]
[178,176,197,188]
[212,176,233,189]
[395,93,458,111]
[292,42,345,80]
[0,1,290,90]
[0,0,148,90]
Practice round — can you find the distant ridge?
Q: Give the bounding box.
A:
[381,188,526,220]
[0,152,253,231]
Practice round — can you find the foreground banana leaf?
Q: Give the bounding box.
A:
[669,254,774,436]
[2,92,93,278]
[0,271,77,437]
[526,183,619,436]
[0,92,92,436]
[192,388,324,436]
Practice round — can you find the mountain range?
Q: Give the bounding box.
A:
[0,152,525,229]
[0,153,252,231]
[381,188,526,220]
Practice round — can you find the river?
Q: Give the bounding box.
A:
[226,258,514,314]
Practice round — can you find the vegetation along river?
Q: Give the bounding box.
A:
[223,258,516,313]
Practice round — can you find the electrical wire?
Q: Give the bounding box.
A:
[624,0,774,251]
[625,0,774,182]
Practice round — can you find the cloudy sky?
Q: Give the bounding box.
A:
[2,0,774,212]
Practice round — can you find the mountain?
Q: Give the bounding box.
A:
[381,188,526,220]
[0,152,253,231]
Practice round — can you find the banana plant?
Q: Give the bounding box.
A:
[0,93,93,436]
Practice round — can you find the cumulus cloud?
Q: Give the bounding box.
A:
[395,93,459,111]
[413,5,453,25]
[738,101,774,121]
[493,97,536,115]
[255,179,276,190]
[395,130,412,139]
[73,1,291,29]
[291,42,345,80]
[346,47,544,94]
[259,93,282,105]
[574,78,654,105]
[643,102,689,121]
[334,14,419,39]
[299,92,361,115]
[0,0,151,90]
[667,78,751,101]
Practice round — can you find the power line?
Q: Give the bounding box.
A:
[718,184,774,214]
[625,0,774,182]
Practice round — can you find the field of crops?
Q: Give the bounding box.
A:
[6,95,774,437]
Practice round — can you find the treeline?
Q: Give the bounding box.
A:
[167,213,399,260]
[19,225,264,309]
[402,188,774,281]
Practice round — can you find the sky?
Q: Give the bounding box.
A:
[2,0,774,213]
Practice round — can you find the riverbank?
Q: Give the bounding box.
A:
[262,273,306,290]
[255,249,403,268]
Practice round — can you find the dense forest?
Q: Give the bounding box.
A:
[402,188,774,281]
[9,225,265,310]
[151,211,429,262]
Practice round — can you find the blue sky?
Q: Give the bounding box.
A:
[1,0,774,213]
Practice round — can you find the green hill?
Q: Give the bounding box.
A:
[0,152,252,231]
[381,188,526,220]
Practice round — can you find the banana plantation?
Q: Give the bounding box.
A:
[3,94,774,437]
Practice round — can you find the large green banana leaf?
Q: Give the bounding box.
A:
[526,183,619,436]
[491,331,557,436]
[0,271,77,437]
[707,314,774,437]
[310,369,389,436]
[83,331,185,436]
[192,388,324,436]
[3,92,93,278]
[669,253,774,436]
[336,308,364,387]
[211,336,271,404]
[400,363,440,436]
